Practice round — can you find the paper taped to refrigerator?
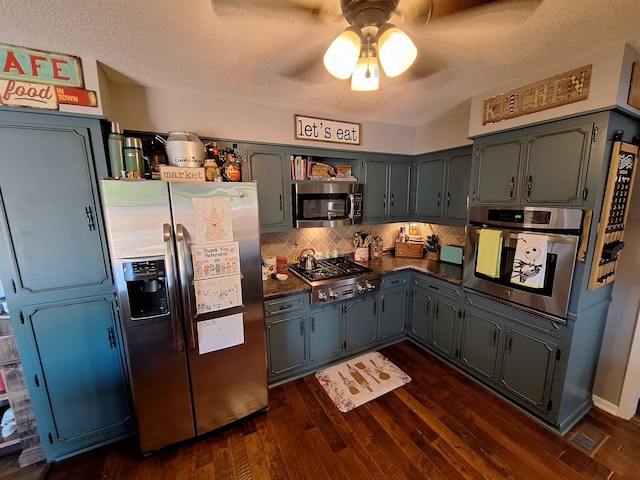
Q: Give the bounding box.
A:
[197,312,244,354]
[192,196,233,243]
[192,241,240,280]
[194,274,243,314]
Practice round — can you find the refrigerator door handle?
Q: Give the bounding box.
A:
[175,223,197,351]
[164,224,185,352]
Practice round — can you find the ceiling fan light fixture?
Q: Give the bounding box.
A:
[377,23,417,77]
[323,26,362,79]
[350,48,380,91]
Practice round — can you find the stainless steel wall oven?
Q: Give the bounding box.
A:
[464,206,584,321]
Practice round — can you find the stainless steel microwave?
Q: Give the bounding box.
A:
[292,182,364,228]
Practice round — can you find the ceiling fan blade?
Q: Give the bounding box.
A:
[211,0,343,23]
[276,43,330,84]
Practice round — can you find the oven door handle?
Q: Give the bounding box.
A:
[348,193,355,221]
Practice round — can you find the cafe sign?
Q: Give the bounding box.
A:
[0,43,97,110]
[483,65,592,125]
[295,114,361,145]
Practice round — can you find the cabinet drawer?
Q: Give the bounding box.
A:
[380,272,408,290]
[464,292,562,338]
[264,293,307,317]
[412,274,462,300]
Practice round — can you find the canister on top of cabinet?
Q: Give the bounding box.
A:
[124,137,145,176]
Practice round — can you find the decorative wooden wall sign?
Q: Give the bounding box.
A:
[483,65,592,125]
[0,43,97,110]
[294,114,361,145]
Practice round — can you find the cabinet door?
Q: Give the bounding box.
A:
[413,158,445,220]
[500,328,557,412]
[0,117,110,301]
[459,310,501,382]
[387,162,412,219]
[345,296,377,351]
[243,147,291,232]
[445,152,472,222]
[266,313,306,377]
[409,288,431,344]
[308,306,343,363]
[472,140,523,204]
[379,288,406,338]
[17,296,131,459]
[430,296,460,359]
[522,122,592,205]
[363,160,388,221]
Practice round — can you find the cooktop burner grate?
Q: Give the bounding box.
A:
[289,257,372,282]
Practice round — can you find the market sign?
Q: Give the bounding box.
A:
[294,114,361,145]
[0,43,98,110]
[483,65,592,125]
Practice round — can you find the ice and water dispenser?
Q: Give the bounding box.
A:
[122,259,169,319]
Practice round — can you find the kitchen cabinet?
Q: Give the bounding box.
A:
[362,157,412,222]
[413,146,472,225]
[458,309,502,383]
[308,304,344,364]
[471,116,595,206]
[345,296,377,351]
[11,295,131,460]
[264,294,307,379]
[378,272,408,340]
[242,145,291,233]
[0,110,133,461]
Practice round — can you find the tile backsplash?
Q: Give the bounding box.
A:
[260,223,466,262]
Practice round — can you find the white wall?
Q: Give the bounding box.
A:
[414,107,473,154]
[106,83,417,155]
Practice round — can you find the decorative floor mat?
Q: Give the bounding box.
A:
[315,351,411,413]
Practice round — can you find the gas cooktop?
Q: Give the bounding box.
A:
[289,257,381,305]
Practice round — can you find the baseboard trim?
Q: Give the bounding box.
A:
[592,395,619,417]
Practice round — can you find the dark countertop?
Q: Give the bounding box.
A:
[262,254,463,300]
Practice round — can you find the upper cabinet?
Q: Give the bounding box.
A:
[413,146,472,226]
[0,111,112,304]
[470,116,596,206]
[362,156,412,223]
[241,145,291,233]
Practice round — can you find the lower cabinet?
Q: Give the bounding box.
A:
[309,304,344,364]
[379,272,408,340]
[345,296,377,351]
[265,294,308,380]
[11,295,132,460]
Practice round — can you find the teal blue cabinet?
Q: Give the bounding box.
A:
[12,296,131,459]
[242,145,291,233]
[459,309,502,382]
[430,295,461,360]
[471,116,595,206]
[264,293,307,380]
[363,157,412,223]
[413,146,471,225]
[409,288,431,343]
[0,111,132,461]
[345,296,377,351]
[308,305,344,364]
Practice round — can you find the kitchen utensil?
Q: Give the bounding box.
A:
[355,361,380,384]
[370,359,390,380]
[347,363,372,392]
[156,131,206,168]
[338,371,359,395]
[298,248,317,271]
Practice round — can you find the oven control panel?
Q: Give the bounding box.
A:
[312,278,380,305]
[588,141,638,290]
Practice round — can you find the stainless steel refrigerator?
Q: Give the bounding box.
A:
[99,180,268,454]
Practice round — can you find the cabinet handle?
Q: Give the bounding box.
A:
[279,194,283,211]
[435,303,439,318]
[85,206,96,231]
[311,317,315,332]
[447,192,450,207]
[391,193,395,207]
[382,299,386,313]
[492,329,497,346]
[527,175,533,197]
[34,374,40,387]
[425,298,431,315]
[300,320,304,336]
[279,304,293,311]
[507,334,513,353]
[373,301,377,315]
[509,177,515,198]
[383,194,386,209]
[108,327,117,349]
[437,192,441,207]
[10,279,16,294]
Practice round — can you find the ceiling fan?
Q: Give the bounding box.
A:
[212,0,541,90]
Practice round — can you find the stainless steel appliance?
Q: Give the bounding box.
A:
[289,257,380,305]
[292,182,363,228]
[464,206,583,321]
[99,180,268,454]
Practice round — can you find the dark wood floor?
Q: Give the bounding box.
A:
[9,340,640,479]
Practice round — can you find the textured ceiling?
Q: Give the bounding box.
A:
[1,0,640,127]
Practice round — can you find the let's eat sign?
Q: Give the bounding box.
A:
[295,115,361,145]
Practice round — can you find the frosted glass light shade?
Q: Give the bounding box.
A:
[350,55,380,91]
[323,28,362,79]
[377,24,417,77]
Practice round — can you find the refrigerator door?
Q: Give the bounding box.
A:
[169,182,268,435]
[100,180,194,453]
